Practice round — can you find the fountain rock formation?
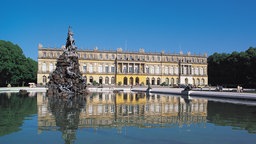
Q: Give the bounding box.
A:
[47,27,88,98]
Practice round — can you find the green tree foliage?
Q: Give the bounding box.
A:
[0,40,38,87]
[208,47,256,88]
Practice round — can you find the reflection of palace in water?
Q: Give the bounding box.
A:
[37,92,207,133]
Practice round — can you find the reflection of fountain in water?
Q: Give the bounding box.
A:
[48,95,86,144]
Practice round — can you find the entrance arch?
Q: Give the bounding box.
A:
[171,78,174,86]
[146,77,150,85]
[105,77,109,85]
[99,77,103,84]
[197,78,200,85]
[129,77,134,85]
[151,77,155,85]
[185,78,188,85]
[123,77,128,85]
[157,77,161,85]
[165,78,169,85]
[89,76,93,83]
[135,77,139,85]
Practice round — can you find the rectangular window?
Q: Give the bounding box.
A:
[146,67,149,74]
[98,65,103,73]
[135,65,139,73]
[123,66,127,73]
[83,65,87,72]
[111,66,115,73]
[105,66,109,73]
[129,66,133,73]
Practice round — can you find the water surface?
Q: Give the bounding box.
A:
[0,92,256,144]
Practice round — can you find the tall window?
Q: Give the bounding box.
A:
[156,66,160,74]
[43,52,46,57]
[111,66,115,73]
[111,77,115,84]
[83,65,87,73]
[123,66,127,73]
[135,65,139,73]
[43,75,47,83]
[200,67,203,75]
[195,67,199,75]
[174,67,178,75]
[105,77,109,84]
[170,66,174,75]
[165,67,168,74]
[98,65,103,73]
[42,63,46,72]
[89,64,93,73]
[49,63,54,72]
[105,65,109,73]
[150,66,154,74]
[146,66,149,74]
[129,66,133,73]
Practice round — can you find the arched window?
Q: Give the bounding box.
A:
[129,77,134,85]
[197,78,200,85]
[202,78,205,85]
[135,77,139,85]
[111,77,115,84]
[171,78,174,85]
[43,75,47,83]
[105,77,109,84]
[123,77,128,85]
[151,77,155,85]
[146,77,150,85]
[165,78,169,85]
[157,77,161,85]
[185,78,188,85]
[89,76,93,83]
[99,77,103,84]
[176,78,179,84]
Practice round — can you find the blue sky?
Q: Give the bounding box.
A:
[1,0,256,60]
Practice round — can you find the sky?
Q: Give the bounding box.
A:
[1,0,256,60]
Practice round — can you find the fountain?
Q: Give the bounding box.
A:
[47,27,88,99]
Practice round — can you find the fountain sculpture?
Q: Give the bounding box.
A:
[47,27,88,98]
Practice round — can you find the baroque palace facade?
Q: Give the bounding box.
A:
[37,44,208,86]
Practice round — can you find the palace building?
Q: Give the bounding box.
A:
[37,44,208,86]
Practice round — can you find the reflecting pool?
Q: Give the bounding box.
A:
[0,92,256,144]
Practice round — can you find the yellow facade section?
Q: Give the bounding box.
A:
[116,93,146,104]
[116,74,146,85]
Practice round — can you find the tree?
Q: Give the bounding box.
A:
[0,40,38,87]
[208,47,256,88]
